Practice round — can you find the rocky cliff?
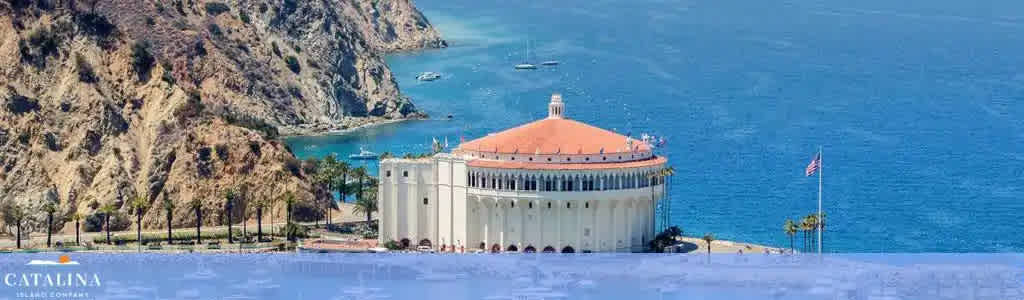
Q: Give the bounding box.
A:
[0,0,443,234]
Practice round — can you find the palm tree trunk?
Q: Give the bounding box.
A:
[105,215,111,245]
[257,208,263,243]
[15,222,21,249]
[75,219,80,245]
[196,208,202,244]
[341,173,347,203]
[789,235,794,253]
[167,213,173,245]
[227,206,233,244]
[136,213,142,248]
[46,212,53,248]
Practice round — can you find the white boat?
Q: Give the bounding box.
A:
[541,60,560,66]
[416,71,441,81]
[515,63,538,70]
[515,39,537,70]
[349,147,379,160]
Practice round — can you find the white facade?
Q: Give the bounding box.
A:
[379,155,665,253]
[378,94,667,253]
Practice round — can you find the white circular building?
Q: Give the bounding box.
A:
[378,94,668,253]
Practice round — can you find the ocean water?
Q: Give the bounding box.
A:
[2,253,1020,299]
[285,0,1024,252]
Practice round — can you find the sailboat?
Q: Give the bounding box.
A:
[514,39,537,70]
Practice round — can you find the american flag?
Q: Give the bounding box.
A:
[805,153,821,176]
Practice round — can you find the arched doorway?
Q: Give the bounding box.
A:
[490,244,501,253]
[506,245,519,252]
[478,242,486,250]
[400,238,411,249]
[542,246,556,253]
[524,246,537,253]
[419,239,432,247]
[561,246,575,253]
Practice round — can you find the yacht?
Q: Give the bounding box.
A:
[515,39,538,70]
[416,71,441,81]
[349,147,379,160]
[515,63,538,70]
[541,60,560,66]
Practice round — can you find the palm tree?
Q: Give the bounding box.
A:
[70,212,84,246]
[661,166,675,230]
[42,201,57,248]
[646,172,659,233]
[224,189,235,243]
[129,195,149,250]
[282,191,296,241]
[799,216,813,252]
[352,185,378,224]
[161,195,175,245]
[352,166,368,208]
[2,203,27,249]
[99,203,117,245]
[783,219,797,253]
[189,198,203,244]
[254,197,266,243]
[314,155,337,226]
[702,233,715,255]
[805,213,819,253]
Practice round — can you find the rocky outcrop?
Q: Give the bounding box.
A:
[0,0,443,233]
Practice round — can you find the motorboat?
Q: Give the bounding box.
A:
[416,72,441,81]
[349,147,379,160]
[541,60,560,66]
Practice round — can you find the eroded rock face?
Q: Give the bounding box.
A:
[0,0,443,232]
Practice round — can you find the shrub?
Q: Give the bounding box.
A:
[287,85,303,99]
[292,44,301,53]
[207,23,223,37]
[204,2,230,16]
[271,41,281,57]
[161,63,176,86]
[20,27,61,67]
[214,144,229,160]
[6,94,40,115]
[131,41,155,81]
[174,90,204,121]
[284,55,300,74]
[383,240,401,250]
[283,157,302,177]
[239,11,251,24]
[76,53,97,83]
[75,12,116,38]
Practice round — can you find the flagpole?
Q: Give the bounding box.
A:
[817,146,823,255]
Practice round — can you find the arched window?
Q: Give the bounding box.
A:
[403,171,408,177]
[585,202,589,208]
[567,202,572,209]
[529,202,533,209]
[423,198,429,205]
[511,201,515,208]
[547,202,552,209]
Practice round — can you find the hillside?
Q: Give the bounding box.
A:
[0,0,444,234]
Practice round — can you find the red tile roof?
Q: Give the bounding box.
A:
[457,118,650,155]
[467,156,667,170]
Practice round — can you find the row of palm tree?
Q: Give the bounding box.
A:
[312,154,377,225]
[782,213,825,253]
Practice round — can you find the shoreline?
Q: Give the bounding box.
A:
[278,116,425,138]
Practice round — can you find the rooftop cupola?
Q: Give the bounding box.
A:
[548,93,565,119]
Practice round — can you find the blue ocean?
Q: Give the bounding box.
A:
[285,0,1024,252]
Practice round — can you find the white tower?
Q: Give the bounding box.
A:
[548,93,565,119]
